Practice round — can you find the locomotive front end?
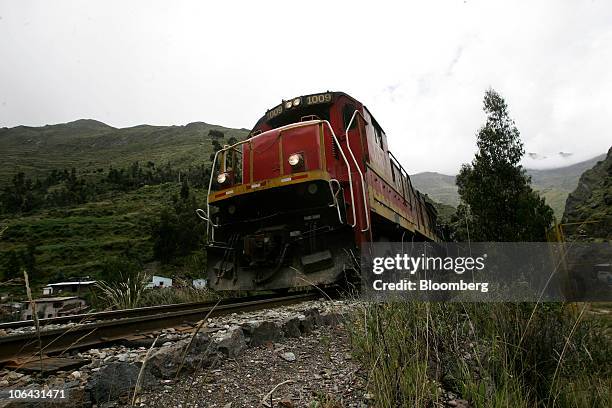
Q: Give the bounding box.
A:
[203,110,355,291]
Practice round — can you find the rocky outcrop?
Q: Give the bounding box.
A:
[562,146,612,240]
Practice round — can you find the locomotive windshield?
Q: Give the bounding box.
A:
[265,102,330,129]
[253,92,335,132]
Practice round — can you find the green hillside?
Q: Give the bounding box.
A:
[410,172,458,207]
[0,120,248,288]
[411,154,608,219]
[562,147,612,240]
[0,120,249,182]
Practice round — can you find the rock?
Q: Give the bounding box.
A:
[298,315,315,334]
[7,371,24,381]
[70,371,82,380]
[215,326,246,358]
[304,308,322,326]
[147,335,214,379]
[117,353,128,362]
[242,321,282,346]
[279,398,294,407]
[86,362,155,404]
[0,380,8,387]
[447,399,470,408]
[223,403,232,408]
[363,393,374,400]
[281,317,301,338]
[320,312,342,326]
[280,352,296,362]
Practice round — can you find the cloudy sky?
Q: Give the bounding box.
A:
[0,0,610,174]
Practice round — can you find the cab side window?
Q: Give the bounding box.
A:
[374,125,384,150]
[342,104,357,131]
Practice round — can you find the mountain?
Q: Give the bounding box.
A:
[0,120,249,182]
[0,120,249,285]
[411,154,608,219]
[410,172,459,207]
[562,148,612,240]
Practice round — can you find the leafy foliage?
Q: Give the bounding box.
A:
[152,181,206,264]
[562,147,612,241]
[453,89,553,241]
[0,161,212,216]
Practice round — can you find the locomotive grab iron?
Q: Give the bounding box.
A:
[199,91,442,291]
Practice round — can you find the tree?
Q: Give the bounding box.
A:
[454,89,553,241]
[180,180,190,201]
[21,242,37,279]
[152,183,206,263]
[3,250,21,280]
[152,208,179,262]
[208,129,225,139]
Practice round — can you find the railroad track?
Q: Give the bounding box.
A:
[0,292,304,330]
[0,292,320,366]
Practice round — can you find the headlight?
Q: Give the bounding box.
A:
[285,101,293,109]
[217,172,228,184]
[288,153,303,166]
[292,97,301,106]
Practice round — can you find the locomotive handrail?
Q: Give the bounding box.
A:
[319,120,357,228]
[328,178,344,223]
[204,119,357,239]
[344,110,371,233]
[205,120,320,238]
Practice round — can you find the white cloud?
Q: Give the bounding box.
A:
[0,0,610,174]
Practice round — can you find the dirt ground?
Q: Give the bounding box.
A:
[125,324,370,408]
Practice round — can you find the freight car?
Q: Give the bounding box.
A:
[199,91,441,291]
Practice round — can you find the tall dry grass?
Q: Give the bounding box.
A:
[95,270,151,310]
[349,301,610,407]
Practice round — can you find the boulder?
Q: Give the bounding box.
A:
[281,317,302,338]
[215,326,246,358]
[86,362,154,404]
[241,321,282,346]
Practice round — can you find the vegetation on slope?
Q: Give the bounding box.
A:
[561,147,612,241]
[411,154,606,219]
[0,119,249,292]
[0,120,248,183]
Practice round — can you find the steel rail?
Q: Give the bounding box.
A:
[0,293,296,330]
[0,292,319,364]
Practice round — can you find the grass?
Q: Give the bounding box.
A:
[349,301,611,407]
[95,270,151,310]
[0,182,211,298]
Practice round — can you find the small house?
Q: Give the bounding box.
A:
[146,275,172,289]
[192,278,208,289]
[21,297,87,320]
[43,280,97,296]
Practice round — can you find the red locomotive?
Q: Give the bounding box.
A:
[200,91,441,291]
